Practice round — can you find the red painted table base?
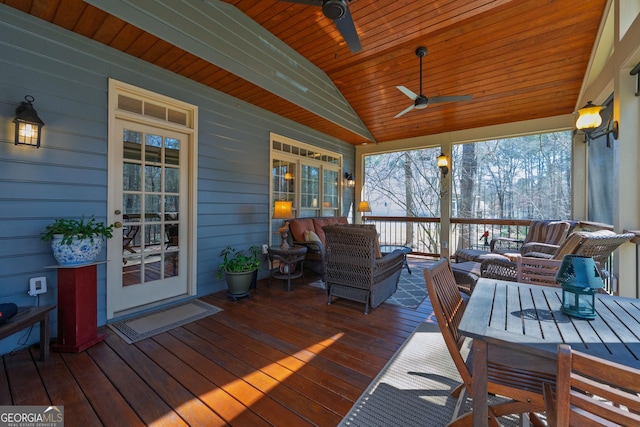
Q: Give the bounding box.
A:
[51,263,105,353]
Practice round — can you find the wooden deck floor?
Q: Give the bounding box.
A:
[0,258,435,426]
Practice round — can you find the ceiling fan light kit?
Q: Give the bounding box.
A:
[323,0,346,20]
[394,46,472,118]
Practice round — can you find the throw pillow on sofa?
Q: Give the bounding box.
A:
[304,230,321,242]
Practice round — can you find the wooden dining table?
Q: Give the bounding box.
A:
[458,278,640,426]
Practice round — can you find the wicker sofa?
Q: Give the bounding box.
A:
[287,216,348,279]
[323,224,404,314]
[481,229,634,282]
[455,219,576,262]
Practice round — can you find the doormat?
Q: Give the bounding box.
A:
[108,300,222,344]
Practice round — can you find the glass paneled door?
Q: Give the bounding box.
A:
[107,120,189,317]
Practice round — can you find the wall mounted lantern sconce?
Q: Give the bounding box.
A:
[437,152,449,177]
[13,95,44,148]
[344,172,355,188]
[574,101,619,147]
[631,60,640,97]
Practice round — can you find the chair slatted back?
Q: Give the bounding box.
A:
[517,257,601,289]
[427,259,554,425]
[517,257,603,290]
[516,257,564,286]
[550,343,640,426]
[423,259,470,384]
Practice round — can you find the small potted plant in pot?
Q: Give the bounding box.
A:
[41,216,114,266]
[217,245,262,300]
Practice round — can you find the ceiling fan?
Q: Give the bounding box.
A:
[277,0,362,53]
[394,47,472,118]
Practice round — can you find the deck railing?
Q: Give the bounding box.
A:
[363,216,533,256]
[364,216,636,295]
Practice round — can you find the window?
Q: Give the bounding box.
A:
[452,131,572,220]
[270,133,342,232]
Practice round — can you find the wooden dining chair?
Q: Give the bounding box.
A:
[516,256,562,286]
[424,258,553,426]
[544,343,640,426]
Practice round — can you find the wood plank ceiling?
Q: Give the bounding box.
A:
[3,0,607,145]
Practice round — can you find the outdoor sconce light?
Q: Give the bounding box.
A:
[574,101,619,147]
[344,172,355,188]
[631,60,639,97]
[555,254,603,319]
[13,95,44,148]
[437,152,449,177]
[273,200,293,250]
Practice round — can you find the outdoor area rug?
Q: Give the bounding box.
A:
[108,299,222,344]
[384,267,428,309]
[308,265,428,310]
[339,321,527,427]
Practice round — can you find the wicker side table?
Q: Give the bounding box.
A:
[267,245,307,291]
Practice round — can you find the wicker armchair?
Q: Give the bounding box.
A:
[456,219,574,262]
[323,224,404,314]
[481,230,634,282]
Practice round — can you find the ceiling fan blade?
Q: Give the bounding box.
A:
[428,95,473,104]
[396,86,418,100]
[333,5,361,53]
[394,104,416,118]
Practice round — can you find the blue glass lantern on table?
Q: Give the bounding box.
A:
[555,255,603,319]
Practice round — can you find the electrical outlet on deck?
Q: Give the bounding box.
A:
[28,277,47,296]
[262,244,269,254]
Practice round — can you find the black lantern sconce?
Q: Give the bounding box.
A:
[437,152,449,177]
[344,172,355,188]
[13,95,44,148]
[631,60,639,97]
[573,101,618,148]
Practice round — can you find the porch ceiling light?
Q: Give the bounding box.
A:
[344,172,355,188]
[13,95,44,148]
[437,152,449,177]
[574,101,618,147]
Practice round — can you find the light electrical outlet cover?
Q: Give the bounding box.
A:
[262,244,269,254]
[29,276,47,296]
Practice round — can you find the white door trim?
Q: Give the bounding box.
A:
[106,79,198,320]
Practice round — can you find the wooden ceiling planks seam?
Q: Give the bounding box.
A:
[1,0,607,145]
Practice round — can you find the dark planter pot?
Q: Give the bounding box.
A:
[224,269,257,301]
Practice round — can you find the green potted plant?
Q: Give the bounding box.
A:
[41,216,114,266]
[217,245,262,300]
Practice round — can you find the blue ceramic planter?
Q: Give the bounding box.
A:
[51,235,103,266]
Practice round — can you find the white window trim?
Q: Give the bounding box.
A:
[270,133,343,243]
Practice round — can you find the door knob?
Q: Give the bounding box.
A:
[114,222,123,228]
